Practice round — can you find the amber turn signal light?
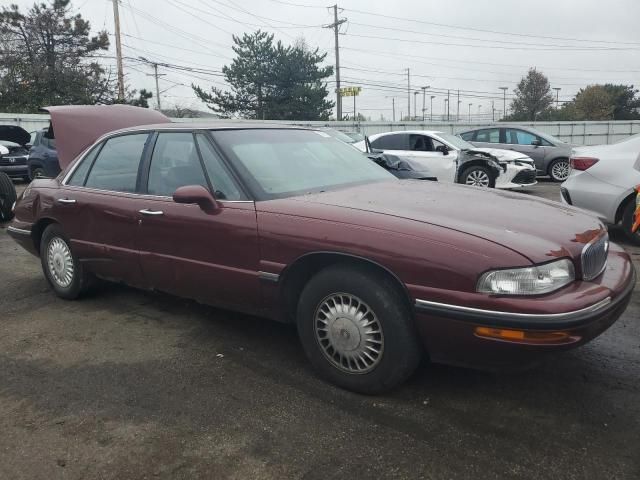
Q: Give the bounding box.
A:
[474,327,579,345]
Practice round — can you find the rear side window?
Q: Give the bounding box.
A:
[67,145,101,186]
[371,134,409,150]
[85,133,148,192]
[147,132,207,197]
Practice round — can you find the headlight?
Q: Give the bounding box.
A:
[477,259,575,295]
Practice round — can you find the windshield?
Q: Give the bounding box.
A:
[211,129,394,200]
[437,133,475,150]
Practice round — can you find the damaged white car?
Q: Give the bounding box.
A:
[353,130,537,189]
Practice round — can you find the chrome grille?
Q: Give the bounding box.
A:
[581,233,609,281]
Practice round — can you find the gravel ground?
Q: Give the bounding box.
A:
[1,179,638,480]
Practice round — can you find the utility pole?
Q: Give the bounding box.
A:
[324,6,346,120]
[392,97,395,122]
[406,68,411,120]
[468,103,473,122]
[499,87,508,119]
[553,87,561,109]
[153,63,162,111]
[457,90,460,122]
[430,95,435,122]
[112,0,125,101]
[413,91,419,121]
[492,100,495,122]
[446,90,450,121]
[444,98,449,122]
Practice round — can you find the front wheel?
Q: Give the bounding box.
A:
[548,158,570,182]
[461,165,495,188]
[296,264,422,394]
[40,224,91,299]
[622,200,640,246]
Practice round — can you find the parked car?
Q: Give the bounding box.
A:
[459,125,573,182]
[0,125,31,182]
[353,130,536,189]
[560,133,640,245]
[8,105,635,394]
[28,128,60,180]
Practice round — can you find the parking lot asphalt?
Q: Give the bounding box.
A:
[1,180,639,480]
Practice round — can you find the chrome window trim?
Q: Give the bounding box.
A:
[414,296,612,320]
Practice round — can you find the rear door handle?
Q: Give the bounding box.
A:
[139,209,164,216]
[57,198,76,204]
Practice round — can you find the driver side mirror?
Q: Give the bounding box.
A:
[173,185,218,212]
[531,139,542,147]
[435,145,449,155]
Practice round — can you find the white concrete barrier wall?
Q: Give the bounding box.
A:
[2,112,638,146]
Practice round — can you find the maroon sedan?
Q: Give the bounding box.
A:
[7,106,636,393]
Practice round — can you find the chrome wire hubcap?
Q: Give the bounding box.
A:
[466,170,490,187]
[314,293,384,374]
[47,237,74,288]
[552,161,569,181]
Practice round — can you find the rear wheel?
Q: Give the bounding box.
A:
[296,264,422,394]
[0,172,17,222]
[461,165,495,188]
[548,158,570,182]
[40,224,91,299]
[622,200,640,246]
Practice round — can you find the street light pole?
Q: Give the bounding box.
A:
[413,91,419,121]
[499,87,508,119]
[468,103,473,122]
[553,87,561,109]
[430,95,435,122]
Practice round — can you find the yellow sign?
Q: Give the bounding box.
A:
[339,86,361,97]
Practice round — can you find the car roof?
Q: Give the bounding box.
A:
[100,122,313,137]
[372,130,444,137]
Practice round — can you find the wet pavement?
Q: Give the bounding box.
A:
[0,180,638,479]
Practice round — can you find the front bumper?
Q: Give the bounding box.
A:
[0,164,28,177]
[412,245,635,370]
[495,164,537,189]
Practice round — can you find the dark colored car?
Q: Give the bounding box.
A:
[28,129,60,180]
[0,125,31,181]
[8,105,635,393]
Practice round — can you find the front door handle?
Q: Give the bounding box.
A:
[57,198,76,204]
[139,209,164,216]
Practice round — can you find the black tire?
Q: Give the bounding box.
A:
[621,200,640,246]
[548,158,570,182]
[460,165,495,188]
[0,171,17,222]
[296,264,422,394]
[40,224,91,299]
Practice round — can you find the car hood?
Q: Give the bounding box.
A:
[0,125,30,146]
[280,180,604,264]
[467,147,533,163]
[42,105,170,168]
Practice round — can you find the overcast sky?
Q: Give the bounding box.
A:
[11,0,640,120]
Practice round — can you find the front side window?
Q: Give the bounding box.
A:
[475,128,500,143]
[212,129,393,200]
[505,129,538,146]
[195,134,243,200]
[409,134,434,152]
[85,133,148,193]
[147,132,207,197]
